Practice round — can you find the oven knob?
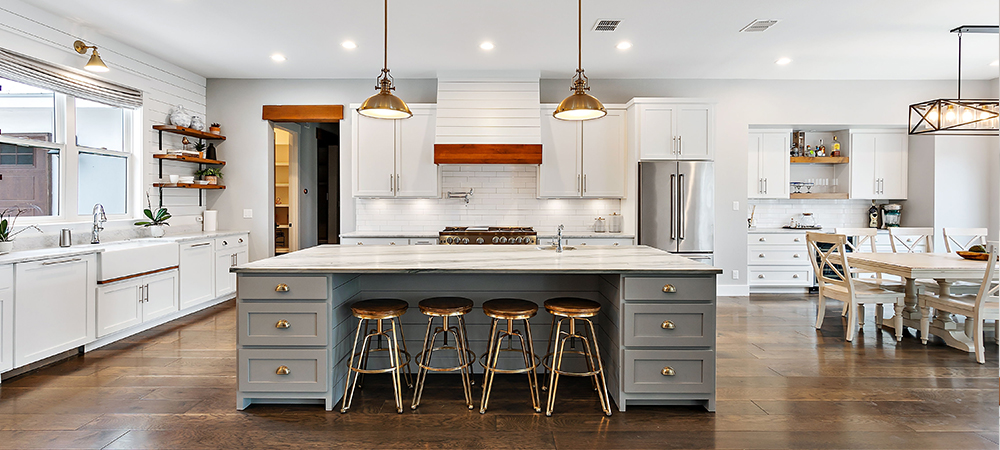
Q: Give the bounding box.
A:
[492,236,499,244]
[461,238,469,244]
[514,237,522,244]
[500,237,507,244]
[445,237,452,244]
[476,237,485,244]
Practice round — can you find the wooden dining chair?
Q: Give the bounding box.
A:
[807,232,905,342]
[918,244,999,363]
[942,228,988,253]
[888,227,934,253]
[835,228,904,327]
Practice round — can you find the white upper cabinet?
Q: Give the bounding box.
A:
[538,106,625,198]
[850,131,907,200]
[352,105,439,198]
[630,100,714,161]
[748,130,791,199]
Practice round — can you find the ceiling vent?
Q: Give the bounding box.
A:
[592,19,622,32]
[740,19,779,33]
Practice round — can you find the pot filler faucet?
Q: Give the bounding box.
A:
[91,203,107,244]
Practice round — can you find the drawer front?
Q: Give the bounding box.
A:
[748,268,812,286]
[216,235,248,251]
[624,349,715,394]
[565,238,634,247]
[344,238,407,246]
[748,233,806,246]
[748,249,809,265]
[240,302,327,346]
[408,238,437,245]
[239,275,328,300]
[239,349,328,393]
[624,303,714,347]
[623,276,715,301]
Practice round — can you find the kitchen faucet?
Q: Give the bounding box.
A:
[556,224,564,253]
[91,203,107,244]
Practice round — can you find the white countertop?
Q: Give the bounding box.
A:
[341,231,635,239]
[0,230,249,265]
[233,244,720,275]
[749,227,890,234]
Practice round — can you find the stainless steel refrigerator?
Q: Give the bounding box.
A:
[638,161,715,265]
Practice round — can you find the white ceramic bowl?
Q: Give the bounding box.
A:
[168,174,180,184]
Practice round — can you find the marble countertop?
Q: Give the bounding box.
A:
[341,231,635,239]
[0,230,249,265]
[233,244,721,275]
[749,227,889,234]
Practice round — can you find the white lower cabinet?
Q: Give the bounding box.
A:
[0,265,12,372]
[14,254,96,368]
[97,269,179,337]
[216,234,249,298]
[748,232,813,291]
[180,241,215,309]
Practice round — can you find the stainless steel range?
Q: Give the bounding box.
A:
[438,226,537,245]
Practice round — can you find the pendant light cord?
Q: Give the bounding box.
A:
[577,0,582,71]
[384,0,389,71]
[956,30,962,99]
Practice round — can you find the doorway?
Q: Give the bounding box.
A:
[270,122,340,256]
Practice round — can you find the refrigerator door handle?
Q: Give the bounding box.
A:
[670,173,676,240]
[678,173,685,240]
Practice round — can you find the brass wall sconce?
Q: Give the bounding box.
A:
[73,40,109,73]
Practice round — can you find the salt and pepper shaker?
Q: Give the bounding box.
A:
[59,229,72,247]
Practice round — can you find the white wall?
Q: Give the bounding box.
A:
[0,0,208,236]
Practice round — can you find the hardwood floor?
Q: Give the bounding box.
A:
[0,295,996,449]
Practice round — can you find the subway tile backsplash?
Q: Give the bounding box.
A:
[355,165,621,233]
[748,199,873,229]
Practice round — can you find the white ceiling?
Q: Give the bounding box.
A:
[20,0,1000,81]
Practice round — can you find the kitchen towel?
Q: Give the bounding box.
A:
[203,210,218,232]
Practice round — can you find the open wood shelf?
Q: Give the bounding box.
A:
[790,192,849,199]
[790,156,849,164]
[153,125,226,140]
[153,183,226,190]
[154,154,226,165]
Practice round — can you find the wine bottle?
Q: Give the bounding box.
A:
[868,200,879,228]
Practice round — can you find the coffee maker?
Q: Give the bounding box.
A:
[881,204,902,228]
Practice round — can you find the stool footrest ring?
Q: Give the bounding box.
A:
[478,349,540,374]
[347,347,412,375]
[415,347,476,372]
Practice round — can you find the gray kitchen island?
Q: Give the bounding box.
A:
[232,245,722,412]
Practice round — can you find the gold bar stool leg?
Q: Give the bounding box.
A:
[479,318,500,414]
[340,317,366,413]
[389,317,404,413]
[456,316,474,408]
[479,298,540,414]
[340,299,410,415]
[541,314,556,391]
[411,315,435,409]
[542,297,612,417]
[410,297,475,411]
[587,319,613,416]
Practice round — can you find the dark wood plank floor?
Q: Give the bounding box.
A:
[0,295,996,449]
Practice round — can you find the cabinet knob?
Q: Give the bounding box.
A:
[390,242,396,245]
[239,238,244,243]
[793,238,801,242]
[275,319,290,329]
[661,320,675,330]
[661,367,676,376]
[357,242,364,245]
[223,240,228,246]
[759,253,765,258]
[792,274,799,279]
[793,254,800,258]
[662,284,676,293]
[276,365,290,375]
[759,237,766,242]
[275,283,290,292]
[758,274,765,279]
[613,242,619,246]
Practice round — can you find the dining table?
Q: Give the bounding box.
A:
[847,252,992,352]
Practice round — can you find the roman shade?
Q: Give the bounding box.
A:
[0,47,142,108]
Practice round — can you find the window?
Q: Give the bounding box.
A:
[0,75,133,221]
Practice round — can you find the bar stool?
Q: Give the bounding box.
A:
[479,298,542,414]
[340,298,412,414]
[411,296,476,410]
[542,297,612,416]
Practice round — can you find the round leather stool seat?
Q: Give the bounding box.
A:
[544,297,601,318]
[351,298,408,320]
[419,297,474,317]
[483,298,538,320]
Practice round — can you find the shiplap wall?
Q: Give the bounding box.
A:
[0,0,208,222]
[435,76,541,144]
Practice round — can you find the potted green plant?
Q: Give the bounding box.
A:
[196,167,224,185]
[134,192,171,238]
[194,141,206,158]
[0,208,42,254]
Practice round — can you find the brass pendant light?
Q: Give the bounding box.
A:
[554,0,606,121]
[358,0,412,119]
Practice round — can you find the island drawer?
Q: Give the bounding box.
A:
[623,276,714,301]
[748,249,809,265]
[623,303,714,347]
[238,349,328,393]
[623,349,714,394]
[747,233,806,246]
[239,302,327,346]
[238,275,328,300]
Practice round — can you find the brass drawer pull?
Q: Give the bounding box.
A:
[275,284,290,292]
[661,320,675,330]
[276,365,290,375]
[275,319,290,329]
[662,284,676,293]
[661,367,675,376]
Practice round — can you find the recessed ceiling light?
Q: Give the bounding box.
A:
[775,57,792,65]
[480,42,494,50]
[616,41,632,50]
[991,60,999,66]
[270,53,286,62]
[342,41,357,50]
